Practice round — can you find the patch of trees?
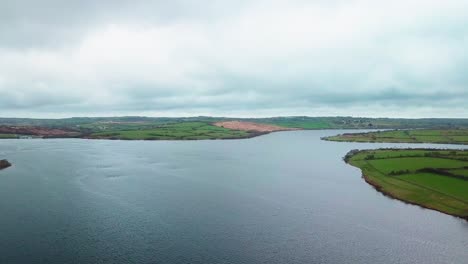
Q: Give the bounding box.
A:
[424,152,441,157]
[417,168,468,181]
[389,169,410,175]
[343,149,360,162]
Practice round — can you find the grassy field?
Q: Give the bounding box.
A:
[89,122,254,140]
[0,134,17,139]
[346,149,468,219]
[324,129,468,145]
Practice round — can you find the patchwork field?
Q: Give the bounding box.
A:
[324,129,468,145]
[345,149,468,219]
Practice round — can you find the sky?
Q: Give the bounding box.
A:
[1,0,467,118]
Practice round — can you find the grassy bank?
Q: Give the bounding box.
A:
[345,149,468,220]
[88,122,255,140]
[324,129,468,145]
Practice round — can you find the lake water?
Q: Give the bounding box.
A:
[0,130,467,264]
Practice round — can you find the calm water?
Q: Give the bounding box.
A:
[0,130,467,264]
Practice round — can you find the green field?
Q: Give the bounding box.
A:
[0,134,17,139]
[89,122,253,140]
[346,149,468,219]
[324,129,468,145]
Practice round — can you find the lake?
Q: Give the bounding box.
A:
[0,130,467,264]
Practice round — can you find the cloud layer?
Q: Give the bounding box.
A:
[1,0,467,117]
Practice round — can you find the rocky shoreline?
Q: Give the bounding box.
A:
[0,160,11,170]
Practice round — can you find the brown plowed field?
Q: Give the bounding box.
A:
[0,126,78,137]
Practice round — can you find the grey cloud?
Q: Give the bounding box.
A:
[0,0,250,49]
[0,0,467,118]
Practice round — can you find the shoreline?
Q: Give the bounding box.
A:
[0,129,306,141]
[323,137,468,145]
[360,172,468,221]
[0,131,274,141]
[82,130,273,141]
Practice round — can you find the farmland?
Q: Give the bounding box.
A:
[88,122,254,140]
[345,149,468,219]
[324,129,468,145]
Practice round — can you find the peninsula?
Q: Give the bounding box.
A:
[344,149,468,220]
[323,129,468,145]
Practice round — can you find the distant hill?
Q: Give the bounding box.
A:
[1,116,468,130]
[0,116,468,140]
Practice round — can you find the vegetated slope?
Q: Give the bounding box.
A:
[345,149,468,220]
[324,129,468,145]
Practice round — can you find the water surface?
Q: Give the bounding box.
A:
[0,130,467,264]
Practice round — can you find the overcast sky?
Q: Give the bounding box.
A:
[1,0,467,118]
